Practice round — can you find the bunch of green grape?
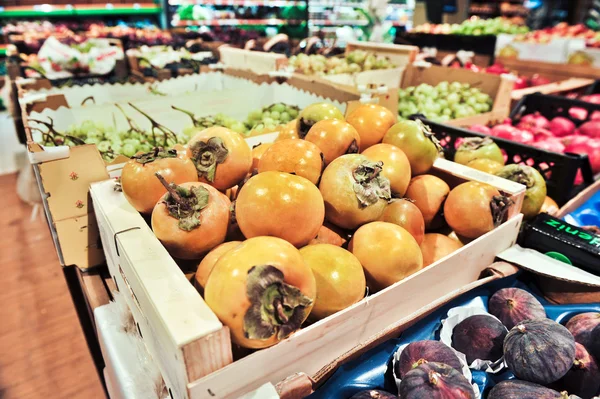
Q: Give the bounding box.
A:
[289,51,395,76]
[41,119,187,162]
[244,103,299,133]
[397,82,493,122]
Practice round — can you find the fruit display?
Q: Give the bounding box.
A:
[512,23,600,49]
[413,17,528,36]
[397,82,493,122]
[395,340,463,379]
[289,50,397,76]
[504,318,576,384]
[108,97,523,358]
[566,312,600,350]
[398,362,475,398]
[488,287,546,330]
[451,314,507,363]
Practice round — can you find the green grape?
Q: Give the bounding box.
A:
[270,103,286,113]
[270,111,281,121]
[280,112,291,123]
[122,143,138,157]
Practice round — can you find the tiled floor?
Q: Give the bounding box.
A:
[0,172,104,398]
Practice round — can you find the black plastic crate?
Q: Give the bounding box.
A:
[585,79,600,95]
[510,92,600,125]
[395,32,496,65]
[413,115,595,206]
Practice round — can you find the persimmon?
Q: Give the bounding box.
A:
[348,221,423,292]
[257,139,324,185]
[275,119,300,142]
[251,143,272,172]
[541,196,559,216]
[297,103,345,138]
[379,199,425,245]
[121,147,198,214]
[346,104,396,150]
[299,244,365,320]
[444,181,512,239]
[204,236,316,348]
[236,171,325,247]
[495,164,546,219]
[194,241,241,290]
[420,233,463,267]
[383,120,441,175]
[151,176,230,259]
[304,119,360,165]
[405,175,450,230]
[188,126,252,191]
[466,158,504,175]
[362,143,412,197]
[308,223,350,247]
[319,154,391,230]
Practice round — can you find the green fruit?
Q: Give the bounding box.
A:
[495,165,546,219]
[382,120,441,176]
[297,103,344,138]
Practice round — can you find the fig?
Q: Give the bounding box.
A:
[559,343,600,399]
[297,103,344,138]
[488,380,565,399]
[454,137,505,166]
[565,312,600,351]
[488,287,546,330]
[349,390,396,399]
[398,362,474,399]
[495,164,546,219]
[451,314,507,364]
[504,319,576,384]
[590,324,600,362]
[396,340,463,378]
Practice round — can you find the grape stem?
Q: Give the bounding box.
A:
[128,102,178,147]
[115,103,144,135]
[171,105,201,126]
[28,117,85,146]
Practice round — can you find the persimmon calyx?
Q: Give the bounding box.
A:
[132,147,177,164]
[190,137,229,182]
[244,265,313,341]
[416,119,443,154]
[459,137,494,151]
[496,165,535,189]
[491,195,513,227]
[352,161,391,208]
[155,173,209,231]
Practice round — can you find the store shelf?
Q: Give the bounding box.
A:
[173,18,305,26]
[309,19,368,26]
[0,3,162,18]
[169,0,305,5]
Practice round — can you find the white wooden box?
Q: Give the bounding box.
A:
[91,150,525,399]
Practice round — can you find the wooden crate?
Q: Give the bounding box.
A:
[498,56,600,82]
[401,63,515,127]
[345,41,419,68]
[511,78,595,104]
[90,153,525,399]
[219,47,288,74]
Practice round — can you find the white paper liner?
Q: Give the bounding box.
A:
[391,342,481,399]
[439,303,507,374]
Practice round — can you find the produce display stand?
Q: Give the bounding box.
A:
[417,116,596,206]
[401,63,514,127]
[89,145,525,398]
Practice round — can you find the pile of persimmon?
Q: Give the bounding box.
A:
[119,101,515,350]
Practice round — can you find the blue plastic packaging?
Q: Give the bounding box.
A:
[308,273,600,399]
[564,189,600,228]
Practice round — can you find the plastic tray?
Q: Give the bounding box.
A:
[414,116,595,206]
[510,92,600,127]
[308,272,600,399]
[564,189,600,228]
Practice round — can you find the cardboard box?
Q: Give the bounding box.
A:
[495,34,573,63]
[90,146,525,398]
[400,63,514,127]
